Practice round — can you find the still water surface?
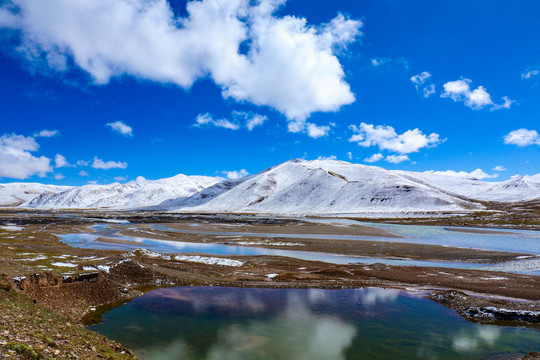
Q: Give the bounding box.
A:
[90,287,540,360]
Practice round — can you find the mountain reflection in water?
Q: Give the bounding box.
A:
[90,287,540,360]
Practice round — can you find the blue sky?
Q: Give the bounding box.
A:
[0,0,539,185]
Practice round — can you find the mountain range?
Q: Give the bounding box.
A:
[2,159,539,215]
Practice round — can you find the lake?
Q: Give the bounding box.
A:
[89,287,540,360]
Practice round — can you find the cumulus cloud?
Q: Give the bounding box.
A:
[346,151,352,160]
[349,123,441,154]
[107,121,133,136]
[441,78,513,110]
[410,71,435,98]
[222,169,249,179]
[307,123,331,139]
[0,133,52,179]
[425,169,498,180]
[54,173,65,180]
[91,157,127,170]
[364,153,383,163]
[114,176,128,182]
[493,166,506,171]
[194,113,240,130]
[522,69,539,80]
[78,170,88,176]
[54,154,70,168]
[34,129,59,138]
[0,0,361,123]
[503,128,540,147]
[385,154,409,164]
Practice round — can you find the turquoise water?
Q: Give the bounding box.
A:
[90,287,540,360]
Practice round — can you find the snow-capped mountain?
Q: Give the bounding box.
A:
[156,159,487,214]
[4,159,540,213]
[25,174,220,209]
[0,183,72,207]
[471,174,540,202]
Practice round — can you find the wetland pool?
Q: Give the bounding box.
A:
[89,287,540,360]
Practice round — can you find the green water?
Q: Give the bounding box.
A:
[90,287,540,359]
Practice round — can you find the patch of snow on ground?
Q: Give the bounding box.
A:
[266,273,278,279]
[97,265,112,272]
[173,255,243,267]
[234,241,305,246]
[51,262,78,267]
[1,225,24,231]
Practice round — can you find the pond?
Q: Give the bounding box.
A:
[89,287,540,360]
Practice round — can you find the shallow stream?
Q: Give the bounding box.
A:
[59,219,540,274]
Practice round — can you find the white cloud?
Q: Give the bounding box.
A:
[222,169,249,179]
[441,78,513,110]
[425,169,498,180]
[114,176,128,182]
[54,154,70,168]
[194,113,240,130]
[371,57,408,68]
[87,180,98,185]
[306,123,331,139]
[91,157,127,170]
[364,153,383,163]
[346,151,352,160]
[316,155,337,160]
[76,160,90,166]
[0,0,361,122]
[385,154,409,164]
[493,166,506,171]
[410,71,431,85]
[34,129,59,138]
[491,96,515,110]
[503,128,540,147]
[522,69,539,80]
[422,84,436,98]
[244,113,268,131]
[231,111,268,131]
[349,123,441,154]
[54,173,65,180]
[106,121,133,136]
[78,170,88,176]
[0,133,52,179]
[410,71,436,98]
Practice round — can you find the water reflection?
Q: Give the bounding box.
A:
[90,287,540,360]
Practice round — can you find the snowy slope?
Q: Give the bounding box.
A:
[472,175,540,202]
[0,183,71,207]
[158,159,488,214]
[25,174,220,209]
[8,159,540,213]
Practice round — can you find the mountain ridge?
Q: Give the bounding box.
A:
[1,159,538,214]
